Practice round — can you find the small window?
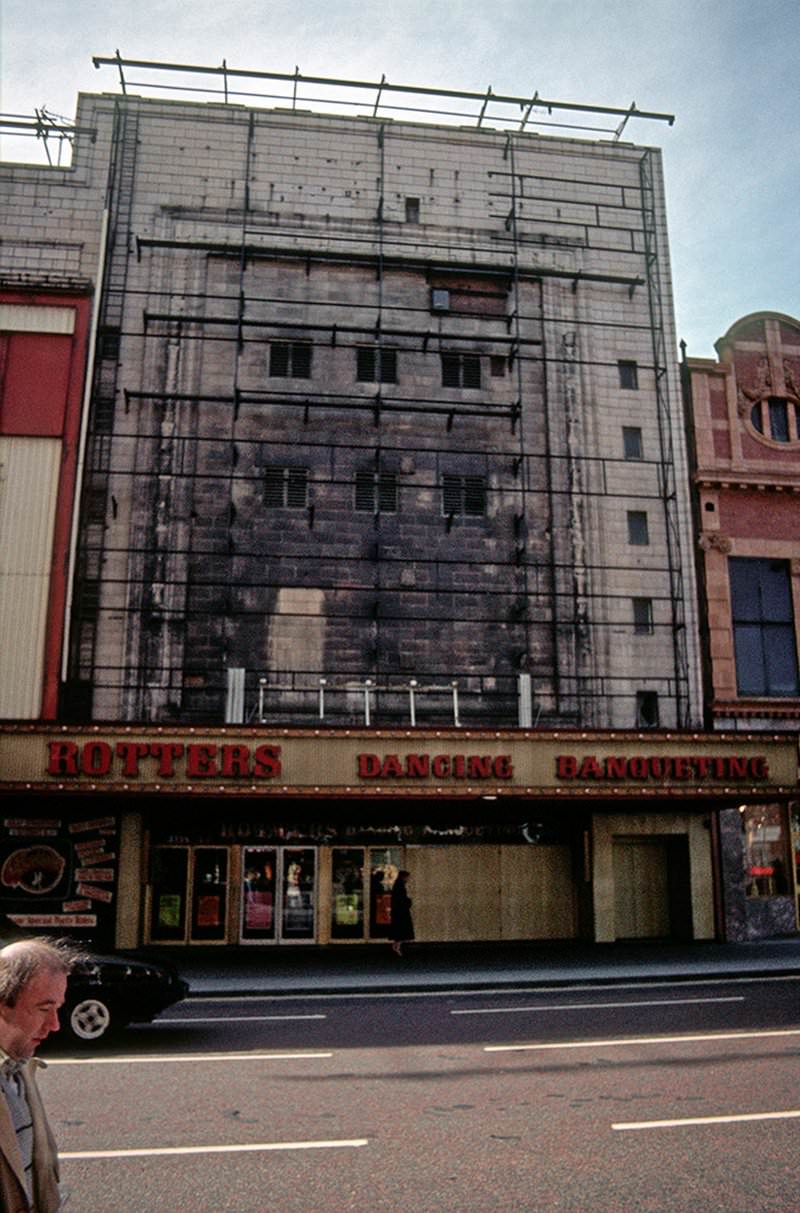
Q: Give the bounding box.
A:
[632,598,653,634]
[84,486,107,524]
[636,690,660,728]
[623,426,643,460]
[356,346,397,384]
[264,467,308,508]
[627,511,649,545]
[441,352,481,389]
[431,288,450,312]
[270,341,312,379]
[750,396,800,443]
[490,355,507,378]
[618,360,639,390]
[355,470,398,514]
[405,197,420,223]
[98,327,121,360]
[442,474,486,518]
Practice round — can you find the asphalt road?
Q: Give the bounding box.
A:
[42,976,800,1213]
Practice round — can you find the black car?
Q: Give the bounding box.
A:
[59,951,189,1044]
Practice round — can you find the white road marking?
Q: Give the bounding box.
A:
[46,1051,333,1066]
[60,1138,368,1160]
[161,1013,327,1023]
[485,1027,800,1053]
[613,1110,800,1131]
[453,996,744,1015]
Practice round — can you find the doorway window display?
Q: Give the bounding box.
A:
[741,803,792,898]
[330,846,401,940]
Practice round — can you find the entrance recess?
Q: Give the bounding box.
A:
[613,835,692,940]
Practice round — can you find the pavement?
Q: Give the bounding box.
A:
[140,936,800,998]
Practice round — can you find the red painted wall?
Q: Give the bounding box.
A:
[0,291,93,717]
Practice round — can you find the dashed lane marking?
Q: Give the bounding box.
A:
[46,1051,333,1066]
[613,1109,800,1131]
[60,1138,369,1159]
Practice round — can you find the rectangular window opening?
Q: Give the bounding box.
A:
[355,470,398,514]
[441,352,481,389]
[442,473,486,518]
[357,346,397,384]
[270,341,312,379]
[627,510,649,545]
[623,426,643,460]
[618,360,639,390]
[633,598,654,634]
[264,467,309,509]
[636,690,659,728]
[730,557,800,697]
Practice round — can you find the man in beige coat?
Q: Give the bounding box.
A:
[0,938,79,1213]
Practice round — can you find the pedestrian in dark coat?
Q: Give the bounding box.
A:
[389,870,414,956]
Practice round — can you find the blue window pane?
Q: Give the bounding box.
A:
[769,398,789,442]
[734,625,767,694]
[730,558,793,622]
[764,627,800,695]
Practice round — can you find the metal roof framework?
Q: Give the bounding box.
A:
[90,53,675,141]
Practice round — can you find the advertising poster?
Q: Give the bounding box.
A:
[0,815,118,943]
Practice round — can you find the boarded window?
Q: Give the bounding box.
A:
[264,467,308,508]
[441,352,481,389]
[270,342,312,379]
[355,470,398,513]
[429,273,509,317]
[442,474,486,517]
[356,347,397,384]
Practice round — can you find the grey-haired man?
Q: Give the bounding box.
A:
[0,938,79,1212]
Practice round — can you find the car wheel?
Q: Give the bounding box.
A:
[61,996,115,1043]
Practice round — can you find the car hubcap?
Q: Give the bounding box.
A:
[70,999,111,1040]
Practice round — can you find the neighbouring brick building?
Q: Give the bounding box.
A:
[683,312,800,938]
[0,62,796,950]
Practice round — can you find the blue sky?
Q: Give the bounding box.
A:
[1,0,798,356]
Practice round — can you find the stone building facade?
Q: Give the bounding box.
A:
[2,84,702,732]
[7,72,795,951]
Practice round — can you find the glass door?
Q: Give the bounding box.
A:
[148,845,229,943]
[239,845,317,944]
[281,847,316,941]
[241,847,278,942]
[149,846,189,942]
[330,846,401,941]
[190,847,228,941]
